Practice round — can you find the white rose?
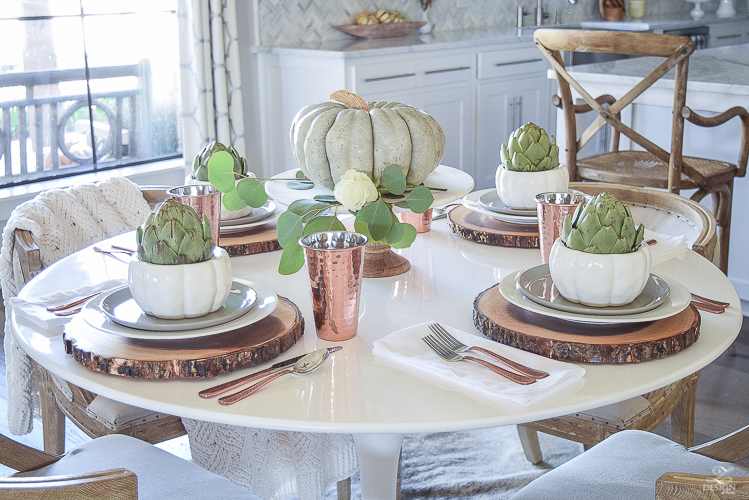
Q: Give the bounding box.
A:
[333,169,378,211]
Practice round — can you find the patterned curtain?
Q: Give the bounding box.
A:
[178,0,246,172]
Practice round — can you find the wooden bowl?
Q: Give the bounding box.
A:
[332,22,426,39]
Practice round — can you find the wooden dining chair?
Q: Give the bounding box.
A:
[1,178,185,455]
[533,28,749,274]
[0,430,255,499]
[517,182,717,464]
[510,425,749,499]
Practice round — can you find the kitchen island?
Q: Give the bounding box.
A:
[559,43,749,305]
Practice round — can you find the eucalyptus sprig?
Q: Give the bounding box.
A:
[276,165,434,275]
[206,151,269,210]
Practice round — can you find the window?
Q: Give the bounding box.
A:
[0,0,182,187]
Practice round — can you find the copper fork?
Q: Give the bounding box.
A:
[428,323,549,379]
[422,334,536,385]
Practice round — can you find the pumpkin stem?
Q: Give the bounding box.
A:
[331,90,370,111]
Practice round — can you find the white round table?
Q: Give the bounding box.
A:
[10,217,742,499]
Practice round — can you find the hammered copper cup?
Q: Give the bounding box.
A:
[300,231,368,341]
[398,208,433,233]
[535,192,589,264]
[167,185,222,245]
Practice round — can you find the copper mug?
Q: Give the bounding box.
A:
[535,192,589,264]
[299,231,368,341]
[167,185,222,245]
[398,208,433,233]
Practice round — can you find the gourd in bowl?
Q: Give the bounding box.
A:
[496,122,568,210]
[548,192,650,307]
[189,141,256,220]
[129,199,232,319]
[290,90,445,189]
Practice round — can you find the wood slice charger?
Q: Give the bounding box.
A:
[473,285,700,363]
[448,205,539,248]
[63,296,304,379]
[218,221,281,257]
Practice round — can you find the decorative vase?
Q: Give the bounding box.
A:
[419,9,433,34]
[548,239,652,307]
[716,0,736,17]
[128,247,233,319]
[496,164,569,210]
[363,240,410,278]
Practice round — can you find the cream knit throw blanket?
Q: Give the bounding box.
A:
[0,176,358,499]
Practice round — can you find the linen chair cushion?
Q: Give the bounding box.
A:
[510,430,749,500]
[12,434,257,499]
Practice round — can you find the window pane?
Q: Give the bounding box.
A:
[83,10,182,163]
[0,0,80,20]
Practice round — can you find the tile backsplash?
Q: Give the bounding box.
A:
[257,0,702,46]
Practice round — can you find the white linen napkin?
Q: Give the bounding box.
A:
[8,279,127,330]
[644,229,688,266]
[373,322,585,407]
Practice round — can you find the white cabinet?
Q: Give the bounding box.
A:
[475,46,552,189]
[709,21,746,47]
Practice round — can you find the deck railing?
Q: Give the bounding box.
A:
[0,61,151,186]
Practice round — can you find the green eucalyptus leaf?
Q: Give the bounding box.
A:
[313,195,337,203]
[236,177,268,208]
[276,211,303,248]
[287,180,314,190]
[221,189,246,211]
[382,165,406,195]
[287,200,331,222]
[394,201,410,209]
[278,242,305,275]
[387,222,417,249]
[405,185,434,214]
[207,151,236,192]
[295,170,305,179]
[302,215,346,235]
[356,199,393,241]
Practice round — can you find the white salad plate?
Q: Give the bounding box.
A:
[220,201,277,226]
[499,269,690,324]
[462,189,538,224]
[83,279,278,339]
[515,264,671,316]
[477,190,537,217]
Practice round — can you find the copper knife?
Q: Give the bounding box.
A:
[199,347,341,399]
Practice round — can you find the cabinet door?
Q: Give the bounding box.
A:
[416,86,474,178]
[475,76,551,190]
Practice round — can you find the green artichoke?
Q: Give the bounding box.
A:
[500,122,560,172]
[561,192,645,254]
[192,141,247,182]
[136,199,214,265]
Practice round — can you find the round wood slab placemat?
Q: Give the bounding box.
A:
[219,222,281,257]
[473,285,700,363]
[63,296,304,379]
[448,206,539,248]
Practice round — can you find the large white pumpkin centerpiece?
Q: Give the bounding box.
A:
[496,122,569,210]
[128,199,232,319]
[290,90,446,190]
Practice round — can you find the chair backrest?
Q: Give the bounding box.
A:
[533,29,694,192]
[569,182,717,262]
[0,432,137,499]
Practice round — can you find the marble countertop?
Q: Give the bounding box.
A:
[252,14,748,59]
[566,43,749,96]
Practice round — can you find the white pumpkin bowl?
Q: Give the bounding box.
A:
[185,176,255,220]
[128,247,233,319]
[496,164,569,210]
[548,238,652,307]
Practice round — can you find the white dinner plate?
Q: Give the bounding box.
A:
[515,264,671,316]
[82,279,279,340]
[220,201,277,226]
[499,269,690,324]
[462,189,538,224]
[219,211,281,235]
[477,190,537,217]
[264,165,475,209]
[99,281,257,331]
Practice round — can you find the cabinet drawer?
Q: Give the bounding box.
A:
[417,53,472,88]
[477,46,545,80]
[709,22,745,47]
[353,60,416,95]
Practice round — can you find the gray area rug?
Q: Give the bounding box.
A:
[325,426,583,499]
